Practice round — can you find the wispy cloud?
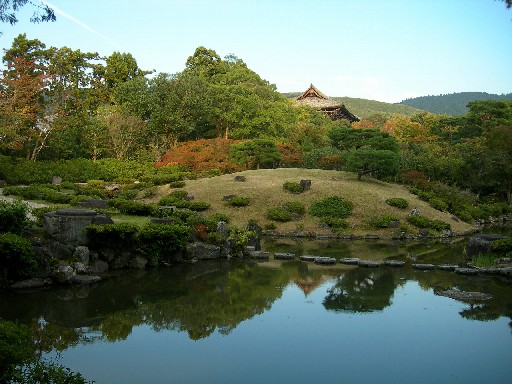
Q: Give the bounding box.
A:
[41,1,123,50]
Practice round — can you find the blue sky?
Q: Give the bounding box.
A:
[1,0,511,102]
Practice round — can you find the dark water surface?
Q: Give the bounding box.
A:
[1,238,512,383]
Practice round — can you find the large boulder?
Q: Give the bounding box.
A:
[44,209,113,246]
[186,242,221,260]
[466,234,509,258]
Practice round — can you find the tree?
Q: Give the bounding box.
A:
[229,139,281,169]
[97,105,146,160]
[185,46,223,77]
[0,0,55,34]
[345,149,400,180]
[329,127,399,152]
[105,51,148,90]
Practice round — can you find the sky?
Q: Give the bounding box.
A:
[1,0,511,103]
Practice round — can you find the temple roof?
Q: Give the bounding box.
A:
[295,84,343,109]
[294,84,360,122]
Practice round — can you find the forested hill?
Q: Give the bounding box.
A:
[399,92,512,115]
[282,93,423,118]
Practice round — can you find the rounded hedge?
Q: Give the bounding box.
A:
[309,196,353,219]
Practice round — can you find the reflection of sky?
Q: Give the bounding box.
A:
[53,281,512,384]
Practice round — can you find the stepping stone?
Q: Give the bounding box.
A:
[437,264,459,271]
[339,257,360,265]
[455,268,479,275]
[250,251,269,260]
[384,260,405,267]
[314,257,337,265]
[478,267,502,275]
[358,260,381,268]
[299,255,317,262]
[412,263,435,270]
[274,252,295,260]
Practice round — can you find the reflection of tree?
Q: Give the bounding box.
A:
[94,262,291,341]
[323,269,398,313]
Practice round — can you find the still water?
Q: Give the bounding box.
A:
[1,238,512,383]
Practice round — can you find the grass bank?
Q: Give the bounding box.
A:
[150,168,476,237]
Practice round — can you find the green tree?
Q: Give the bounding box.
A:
[0,1,55,33]
[346,149,400,180]
[328,127,399,152]
[230,139,281,169]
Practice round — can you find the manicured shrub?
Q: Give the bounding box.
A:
[282,201,306,215]
[309,196,353,218]
[188,201,211,211]
[227,196,251,207]
[138,223,190,264]
[159,196,191,208]
[406,215,431,228]
[209,213,230,224]
[428,198,448,212]
[169,181,186,188]
[0,200,30,235]
[283,181,303,194]
[491,238,512,254]
[322,217,349,232]
[266,208,293,222]
[108,199,153,216]
[86,223,138,250]
[385,198,409,209]
[406,215,450,231]
[0,233,37,280]
[370,215,399,228]
[168,190,189,200]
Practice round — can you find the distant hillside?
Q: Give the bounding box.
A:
[399,92,512,115]
[282,93,423,119]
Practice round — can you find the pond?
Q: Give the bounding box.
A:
[1,237,512,384]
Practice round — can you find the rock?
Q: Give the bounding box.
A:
[245,222,262,251]
[436,264,459,271]
[274,252,295,260]
[73,262,88,274]
[88,260,109,274]
[52,264,76,284]
[300,179,311,191]
[358,260,381,268]
[11,278,52,289]
[299,255,317,262]
[76,199,109,209]
[250,251,270,260]
[455,268,479,276]
[500,267,512,276]
[388,221,400,229]
[52,175,62,185]
[245,246,256,253]
[340,258,360,265]
[314,257,336,265]
[412,263,435,270]
[73,246,90,264]
[384,260,405,267]
[234,176,246,182]
[437,289,492,301]
[478,267,502,275]
[44,209,113,246]
[70,275,101,285]
[186,242,221,260]
[0,180,6,187]
[216,221,229,237]
[466,234,508,258]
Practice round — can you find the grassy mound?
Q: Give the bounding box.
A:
[149,169,475,236]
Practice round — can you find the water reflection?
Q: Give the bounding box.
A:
[1,255,512,351]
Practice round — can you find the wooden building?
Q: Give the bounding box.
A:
[295,84,359,122]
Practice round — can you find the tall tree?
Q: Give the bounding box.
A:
[0,0,55,34]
